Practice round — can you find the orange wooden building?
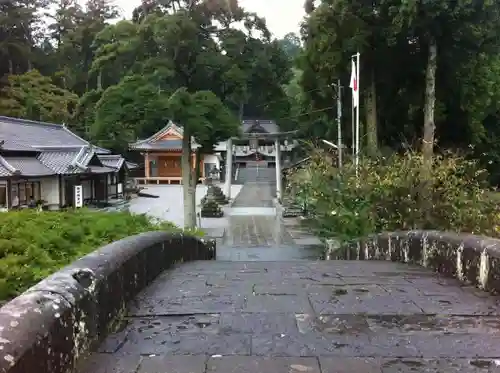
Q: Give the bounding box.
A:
[129,121,216,185]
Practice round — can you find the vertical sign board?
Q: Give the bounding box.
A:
[74,185,83,208]
[117,183,123,194]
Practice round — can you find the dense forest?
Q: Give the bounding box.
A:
[0,0,295,153]
[2,0,500,182]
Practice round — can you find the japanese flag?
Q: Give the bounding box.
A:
[349,59,358,108]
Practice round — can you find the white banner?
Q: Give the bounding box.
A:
[349,59,358,108]
[74,185,83,208]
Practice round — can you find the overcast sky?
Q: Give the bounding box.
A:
[113,0,305,38]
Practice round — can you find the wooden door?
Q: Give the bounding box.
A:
[158,156,181,177]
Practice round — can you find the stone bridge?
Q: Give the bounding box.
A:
[2,180,500,372]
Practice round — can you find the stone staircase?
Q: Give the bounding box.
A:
[236,166,276,184]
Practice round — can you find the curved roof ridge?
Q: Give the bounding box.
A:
[131,120,175,145]
[0,116,64,129]
[97,154,121,159]
[0,116,113,153]
[0,155,19,174]
[70,146,89,170]
[34,145,84,151]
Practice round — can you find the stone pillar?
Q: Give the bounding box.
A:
[224,138,233,198]
[275,138,282,201]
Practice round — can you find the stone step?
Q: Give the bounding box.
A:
[283,210,303,218]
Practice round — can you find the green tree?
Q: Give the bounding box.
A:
[89,9,245,228]
[167,88,238,227]
[0,69,77,123]
[301,0,500,180]
[50,0,119,94]
[301,0,400,154]
[48,0,84,48]
[92,75,170,153]
[0,0,49,78]
[277,32,302,62]
[385,0,500,210]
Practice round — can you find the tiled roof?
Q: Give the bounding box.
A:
[0,165,11,177]
[94,146,111,154]
[0,147,122,177]
[0,116,89,151]
[0,116,129,177]
[75,146,95,166]
[37,149,84,174]
[126,161,139,169]
[0,156,17,177]
[88,166,113,174]
[2,157,54,176]
[36,145,105,174]
[97,154,125,170]
[242,119,279,134]
[130,121,200,150]
[132,140,184,150]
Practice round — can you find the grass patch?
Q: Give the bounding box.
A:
[0,209,200,302]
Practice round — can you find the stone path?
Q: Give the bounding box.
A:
[77,260,500,372]
[236,166,276,186]
[76,174,500,372]
[230,180,275,208]
[217,180,323,261]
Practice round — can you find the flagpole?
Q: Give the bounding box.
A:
[351,95,355,157]
[336,79,342,168]
[354,52,360,179]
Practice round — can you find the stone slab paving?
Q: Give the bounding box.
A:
[222,215,295,247]
[216,245,323,261]
[77,260,500,373]
[236,167,276,185]
[215,179,325,261]
[231,181,275,208]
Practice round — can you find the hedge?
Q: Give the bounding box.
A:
[0,209,194,302]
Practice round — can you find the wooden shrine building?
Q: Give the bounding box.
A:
[129,121,219,185]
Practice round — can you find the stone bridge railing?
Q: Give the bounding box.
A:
[0,232,215,373]
[329,230,500,293]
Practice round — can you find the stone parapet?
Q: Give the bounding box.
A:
[329,230,500,293]
[0,232,215,373]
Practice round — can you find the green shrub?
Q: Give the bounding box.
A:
[0,209,200,302]
[286,148,500,242]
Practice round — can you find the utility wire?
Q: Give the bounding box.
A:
[249,86,334,111]
[275,105,337,122]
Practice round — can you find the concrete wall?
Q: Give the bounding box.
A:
[0,232,216,373]
[40,177,60,205]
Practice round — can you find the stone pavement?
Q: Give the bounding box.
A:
[230,180,275,208]
[216,180,323,261]
[75,176,500,372]
[77,260,500,372]
[235,166,276,186]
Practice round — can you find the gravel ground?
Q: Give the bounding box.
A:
[128,184,243,228]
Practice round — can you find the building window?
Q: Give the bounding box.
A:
[108,173,117,184]
[0,184,6,208]
[11,181,41,206]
